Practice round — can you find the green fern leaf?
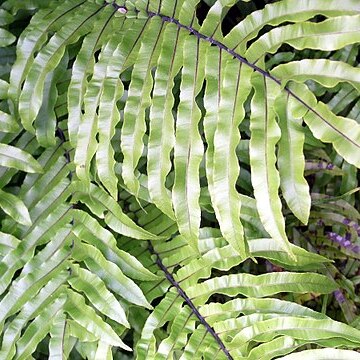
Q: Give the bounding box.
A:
[0,189,32,226]
[277,348,360,360]
[0,144,43,173]
[2,0,360,358]
[65,289,131,351]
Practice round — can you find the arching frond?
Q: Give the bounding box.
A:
[1,0,360,358]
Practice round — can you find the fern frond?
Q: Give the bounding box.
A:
[2,0,360,358]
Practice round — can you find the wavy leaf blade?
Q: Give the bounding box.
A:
[18,2,104,132]
[71,182,161,240]
[288,83,360,168]
[121,17,163,195]
[277,348,360,360]
[73,240,151,309]
[34,51,68,147]
[172,35,206,252]
[147,23,185,220]
[137,293,183,360]
[74,32,116,183]
[48,312,68,360]
[72,209,157,280]
[0,205,72,295]
[0,276,66,360]
[0,111,20,133]
[0,144,43,173]
[275,92,310,225]
[8,0,85,112]
[0,189,32,226]
[225,0,360,53]
[228,316,360,353]
[188,272,337,305]
[212,57,253,258]
[65,289,131,351]
[67,6,117,146]
[272,59,360,91]
[95,75,122,199]
[68,264,130,327]
[246,15,360,62]
[14,295,67,360]
[250,72,293,258]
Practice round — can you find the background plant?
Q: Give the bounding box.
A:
[0,0,360,358]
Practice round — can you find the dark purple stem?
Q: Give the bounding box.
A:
[148,241,234,360]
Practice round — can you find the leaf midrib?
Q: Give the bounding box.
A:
[144,9,360,150]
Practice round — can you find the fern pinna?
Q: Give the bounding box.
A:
[0,0,360,358]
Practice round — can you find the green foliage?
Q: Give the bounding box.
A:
[0,0,360,358]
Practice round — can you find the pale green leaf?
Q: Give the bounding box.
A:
[187,272,337,305]
[278,348,360,360]
[178,327,211,360]
[155,307,195,360]
[172,35,207,252]
[205,51,253,258]
[95,75,122,199]
[49,312,68,360]
[137,292,183,360]
[228,316,360,352]
[0,28,15,46]
[225,0,360,53]
[95,342,113,360]
[68,7,119,146]
[0,9,14,26]
[0,244,70,331]
[0,189,32,226]
[0,133,38,189]
[0,110,20,133]
[72,209,158,280]
[200,296,327,325]
[272,59,360,92]
[73,240,152,309]
[8,1,85,112]
[27,176,71,225]
[250,72,293,258]
[246,335,304,360]
[18,2,103,132]
[69,264,130,327]
[246,15,360,62]
[0,79,9,99]
[248,238,330,270]
[0,231,20,257]
[289,83,360,168]
[121,17,163,195]
[67,319,98,343]
[275,92,310,224]
[0,276,67,360]
[14,295,67,360]
[147,23,185,220]
[65,289,131,351]
[0,205,72,295]
[71,181,161,240]
[74,17,123,183]
[34,51,68,147]
[0,144,43,173]
[199,0,237,39]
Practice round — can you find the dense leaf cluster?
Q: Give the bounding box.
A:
[0,0,359,358]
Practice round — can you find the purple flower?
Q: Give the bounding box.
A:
[327,232,353,249]
[333,289,346,304]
